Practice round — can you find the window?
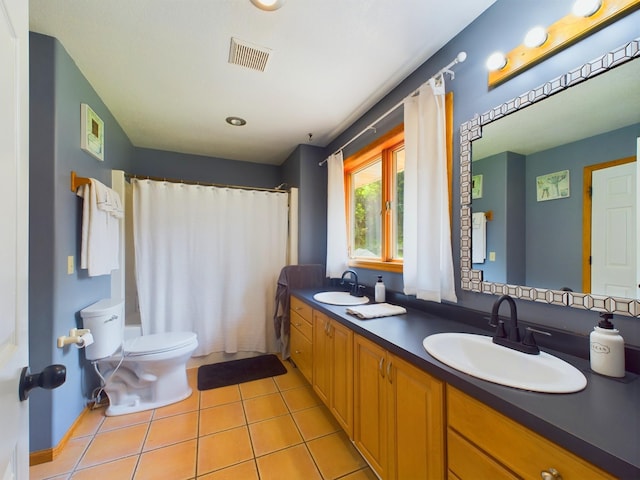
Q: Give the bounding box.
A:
[344,125,404,273]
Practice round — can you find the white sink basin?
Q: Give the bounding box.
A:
[423,332,587,393]
[313,291,370,306]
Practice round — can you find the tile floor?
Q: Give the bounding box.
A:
[29,359,376,480]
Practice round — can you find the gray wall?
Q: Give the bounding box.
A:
[324,0,640,342]
[29,33,135,451]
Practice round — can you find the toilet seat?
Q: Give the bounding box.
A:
[123,332,197,356]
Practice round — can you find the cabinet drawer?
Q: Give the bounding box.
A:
[290,296,312,323]
[447,386,614,480]
[290,310,312,341]
[448,429,517,479]
[290,326,312,382]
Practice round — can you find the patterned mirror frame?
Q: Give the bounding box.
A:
[459,38,640,317]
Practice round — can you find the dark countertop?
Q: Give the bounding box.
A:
[292,289,640,479]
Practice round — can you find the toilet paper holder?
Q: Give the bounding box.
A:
[57,328,92,348]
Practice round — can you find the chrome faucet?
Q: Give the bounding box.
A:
[340,269,363,297]
[490,294,539,355]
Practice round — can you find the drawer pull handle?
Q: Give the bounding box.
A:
[379,357,385,378]
[294,322,302,327]
[540,468,562,480]
[295,350,302,354]
[387,361,392,383]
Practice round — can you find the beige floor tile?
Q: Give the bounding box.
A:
[255,444,322,480]
[153,389,200,419]
[292,405,341,440]
[273,366,308,391]
[196,460,258,480]
[70,407,106,439]
[238,377,278,399]
[248,414,303,457]
[77,423,148,469]
[281,385,321,412]
[99,410,153,432]
[200,384,241,409]
[199,402,246,436]
[197,426,253,475]
[339,467,379,480]
[307,431,367,479]
[134,439,197,480]
[144,411,198,451]
[29,437,91,480]
[70,456,138,480]
[243,392,289,423]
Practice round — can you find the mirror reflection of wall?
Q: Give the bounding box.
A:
[467,54,639,305]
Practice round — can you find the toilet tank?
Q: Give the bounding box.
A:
[80,299,124,360]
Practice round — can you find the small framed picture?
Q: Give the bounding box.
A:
[536,169,570,202]
[472,174,483,199]
[81,103,104,161]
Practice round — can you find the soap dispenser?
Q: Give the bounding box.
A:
[375,275,386,303]
[590,313,625,378]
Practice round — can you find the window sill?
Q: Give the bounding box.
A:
[349,259,403,273]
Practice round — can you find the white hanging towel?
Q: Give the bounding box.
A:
[77,178,122,276]
[472,212,486,264]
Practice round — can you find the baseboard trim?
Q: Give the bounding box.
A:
[29,405,92,466]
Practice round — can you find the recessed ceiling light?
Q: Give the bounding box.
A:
[226,117,247,126]
[250,0,285,11]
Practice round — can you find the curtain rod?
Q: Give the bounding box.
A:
[124,173,289,193]
[319,51,467,166]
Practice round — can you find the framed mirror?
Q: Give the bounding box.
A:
[460,37,640,317]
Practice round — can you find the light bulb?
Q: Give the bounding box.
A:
[486,52,507,72]
[250,0,285,11]
[524,26,548,48]
[572,0,602,17]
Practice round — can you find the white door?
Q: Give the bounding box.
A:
[591,161,637,298]
[0,0,30,478]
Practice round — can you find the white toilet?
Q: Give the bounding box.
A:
[81,299,198,416]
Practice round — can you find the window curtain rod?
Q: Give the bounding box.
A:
[124,173,289,193]
[319,51,467,166]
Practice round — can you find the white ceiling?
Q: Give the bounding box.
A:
[29,0,496,165]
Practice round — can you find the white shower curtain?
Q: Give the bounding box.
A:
[325,151,349,278]
[403,76,457,303]
[132,179,289,356]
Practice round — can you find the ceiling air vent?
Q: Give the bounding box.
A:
[228,37,271,72]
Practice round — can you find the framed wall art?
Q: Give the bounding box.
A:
[81,103,104,161]
[536,169,569,202]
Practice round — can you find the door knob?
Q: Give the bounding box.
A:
[19,364,66,401]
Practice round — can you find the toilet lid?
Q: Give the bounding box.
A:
[123,332,197,356]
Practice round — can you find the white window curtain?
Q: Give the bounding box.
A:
[403,76,457,303]
[133,179,289,356]
[325,151,349,278]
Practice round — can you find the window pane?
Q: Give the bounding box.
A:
[393,147,405,259]
[352,160,382,258]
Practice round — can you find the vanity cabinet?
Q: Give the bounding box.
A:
[312,310,354,437]
[447,386,614,480]
[354,334,445,480]
[289,296,313,383]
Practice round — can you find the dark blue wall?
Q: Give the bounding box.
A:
[324,1,640,341]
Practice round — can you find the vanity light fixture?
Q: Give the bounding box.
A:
[486,52,508,72]
[250,0,285,11]
[487,0,640,87]
[226,116,247,126]
[523,26,548,48]
[572,0,603,16]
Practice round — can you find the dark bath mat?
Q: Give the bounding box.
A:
[197,354,287,391]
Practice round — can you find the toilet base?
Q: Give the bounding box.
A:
[105,387,193,416]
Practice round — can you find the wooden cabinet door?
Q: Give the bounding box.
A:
[312,311,331,405]
[330,320,353,438]
[387,354,445,480]
[354,334,388,478]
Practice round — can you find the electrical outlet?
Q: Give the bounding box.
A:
[67,255,74,274]
[489,251,496,262]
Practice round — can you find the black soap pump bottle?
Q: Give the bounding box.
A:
[590,313,625,377]
[375,275,386,303]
